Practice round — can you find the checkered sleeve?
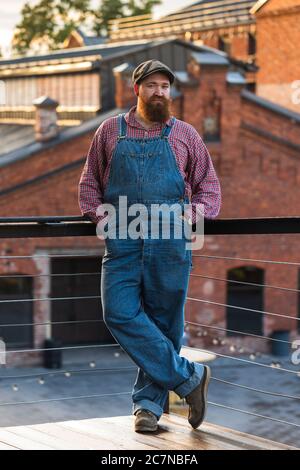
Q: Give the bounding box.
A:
[78,124,107,225]
[187,128,221,222]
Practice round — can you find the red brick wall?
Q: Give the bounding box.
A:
[255,0,300,112]
[0,132,95,194]
[231,34,251,61]
[114,72,136,109]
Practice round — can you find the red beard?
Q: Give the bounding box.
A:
[139,95,171,123]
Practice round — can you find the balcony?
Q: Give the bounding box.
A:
[0,413,295,450]
[0,215,299,450]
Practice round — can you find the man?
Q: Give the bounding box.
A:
[78,59,221,432]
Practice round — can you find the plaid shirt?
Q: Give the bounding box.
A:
[78,106,221,224]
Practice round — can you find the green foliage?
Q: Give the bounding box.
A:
[126,0,162,16]
[12,0,93,54]
[12,0,162,54]
[93,0,162,36]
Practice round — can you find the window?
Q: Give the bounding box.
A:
[0,276,33,348]
[203,89,221,142]
[51,257,116,346]
[248,33,256,56]
[218,36,231,55]
[226,266,264,336]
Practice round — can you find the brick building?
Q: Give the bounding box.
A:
[253,0,300,112]
[0,0,299,365]
[108,0,258,63]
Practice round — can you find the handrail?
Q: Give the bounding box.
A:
[0,216,300,238]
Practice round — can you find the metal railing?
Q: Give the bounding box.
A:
[0,215,300,444]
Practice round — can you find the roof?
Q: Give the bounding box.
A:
[174,71,191,84]
[191,51,230,66]
[161,0,257,24]
[75,29,107,46]
[250,0,269,15]
[0,39,153,68]
[227,71,247,85]
[0,37,249,80]
[0,108,124,168]
[0,38,252,167]
[108,0,257,42]
[0,125,35,157]
[241,89,300,123]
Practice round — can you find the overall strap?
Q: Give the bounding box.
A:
[117,113,127,139]
[161,117,176,139]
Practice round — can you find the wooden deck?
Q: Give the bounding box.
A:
[0,414,296,450]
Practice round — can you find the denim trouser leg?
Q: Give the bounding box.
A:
[131,240,191,417]
[101,237,204,419]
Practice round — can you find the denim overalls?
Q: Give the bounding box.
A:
[100,113,204,418]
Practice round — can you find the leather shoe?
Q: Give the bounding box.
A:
[185,365,211,429]
[134,409,158,432]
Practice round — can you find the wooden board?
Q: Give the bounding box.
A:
[0,414,297,450]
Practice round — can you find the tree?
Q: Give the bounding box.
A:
[12,0,162,54]
[126,0,162,16]
[92,0,125,36]
[12,0,93,54]
[93,0,162,37]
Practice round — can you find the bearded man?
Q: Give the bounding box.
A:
[79,59,221,433]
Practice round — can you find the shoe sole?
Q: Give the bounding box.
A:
[135,424,158,433]
[191,365,211,429]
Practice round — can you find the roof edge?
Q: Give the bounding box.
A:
[250,0,269,15]
[241,89,300,123]
[0,107,125,169]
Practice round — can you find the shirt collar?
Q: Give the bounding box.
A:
[124,105,173,130]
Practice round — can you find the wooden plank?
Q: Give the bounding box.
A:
[161,414,254,450]
[32,422,120,450]
[9,425,81,451]
[202,421,298,451]
[0,414,296,451]
[100,417,204,450]
[60,418,162,450]
[0,428,53,450]
[108,414,297,451]
[0,440,19,450]
[167,414,297,450]
[99,415,244,450]
[157,416,242,450]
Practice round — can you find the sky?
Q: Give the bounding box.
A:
[0,0,197,56]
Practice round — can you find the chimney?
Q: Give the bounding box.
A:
[113,63,136,109]
[33,96,59,142]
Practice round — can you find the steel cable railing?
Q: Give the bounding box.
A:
[0,216,300,445]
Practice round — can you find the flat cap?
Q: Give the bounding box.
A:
[132,60,175,85]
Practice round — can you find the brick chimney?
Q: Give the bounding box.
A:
[113,63,136,109]
[33,96,59,142]
[251,0,300,112]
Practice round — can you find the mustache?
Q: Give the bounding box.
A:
[149,96,168,102]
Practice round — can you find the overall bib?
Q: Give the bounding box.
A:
[100,114,204,418]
